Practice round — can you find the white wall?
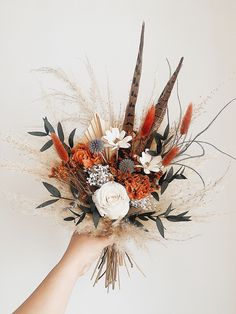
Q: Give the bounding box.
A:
[0,1,236,313]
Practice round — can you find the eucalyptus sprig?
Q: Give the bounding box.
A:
[127,203,191,238]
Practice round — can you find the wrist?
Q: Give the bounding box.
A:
[57,250,91,278]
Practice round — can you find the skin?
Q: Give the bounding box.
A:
[14,233,113,314]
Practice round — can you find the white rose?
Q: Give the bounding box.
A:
[92,181,130,220]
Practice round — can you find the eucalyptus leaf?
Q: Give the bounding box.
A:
[92,210,101,228]
[40,140,53,152]
[148,150,157,156]
[138,216,149,221]
[161,181,169,194]
[154,133,164,142]
[163,124,170,140]
[43,182,61,198]
[156,138,163,155]
[28,131,48,137]
[80,205,91,213]
[68,208,80,217]
[166,215,191,222]
[68,128,76,148]
[57,122,64,142]
[43,117,49,134]
[76,212,86,225]
[36,198,59,208]
[166,167,174,182]
[63,143,71,154]
[159,172,166,185]
[164,203,173,217]
[130,219,144,228]
[175,174,187,180]
[64,217,75,221]
[151,192,159,202]
[156,217,165,238]
[70,182,79,199]
[43,117,55,134]
[164,134,174,146]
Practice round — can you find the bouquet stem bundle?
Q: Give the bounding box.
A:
[91,244,141,291]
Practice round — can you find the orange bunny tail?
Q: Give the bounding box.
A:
[140,105,155,137]
[162,146,180,167]
[180,103,193,135]
[51,133,69,163]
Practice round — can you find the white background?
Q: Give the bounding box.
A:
[0,0,236,313]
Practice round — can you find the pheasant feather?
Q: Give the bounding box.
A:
[139,57,184,152]
[122,22,145,134]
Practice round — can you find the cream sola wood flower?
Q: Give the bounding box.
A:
[139,149,163,174]
[102,128,132,150]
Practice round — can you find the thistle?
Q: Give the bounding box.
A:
[89,139,104,154]
[119,159,135,173]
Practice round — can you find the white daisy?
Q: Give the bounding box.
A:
[139,149,162,174]
[102,128,132,150]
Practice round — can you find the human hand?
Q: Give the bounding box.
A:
[58,232,113,277]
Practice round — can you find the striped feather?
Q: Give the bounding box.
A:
[140,57,184,152]
[122,22,145,134]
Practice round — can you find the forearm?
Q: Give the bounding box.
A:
[14,257,84,314]
[13,233,112,314]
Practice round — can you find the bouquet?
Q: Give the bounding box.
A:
[18,23,235,290]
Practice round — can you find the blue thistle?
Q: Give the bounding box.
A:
[119,159,135,173]
[89,139,104,154]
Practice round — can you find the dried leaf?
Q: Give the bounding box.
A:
[64,217,75,221]
[36,198,59,208]
[28,131,48,137]
[148,150,157,156]
[40,140,53,152]
[80,205,91,213]
[156,217,165,238]
[43,182,61,198]
[43,117,55,134]
[69,128,76,148]
[164,203,173,217]
[93,210,101,228]
[163,124,170,140]
[76,212,86,225]
[57,122,64,142]
[166,167,174,182]
[70,182,79,199]
[161,181,169,194]
[151,192,159,201]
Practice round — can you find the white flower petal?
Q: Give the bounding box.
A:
[112,128,120,138]
[119,141,131,148]
[119,130,126,140]
[143,168,151,174]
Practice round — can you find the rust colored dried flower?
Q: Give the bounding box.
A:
[124,173,154,200]
[180,103,193,135]
[162,146,180,167]
[72,143,103,168]
[49,164,69,180]
[51,133,69,163]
